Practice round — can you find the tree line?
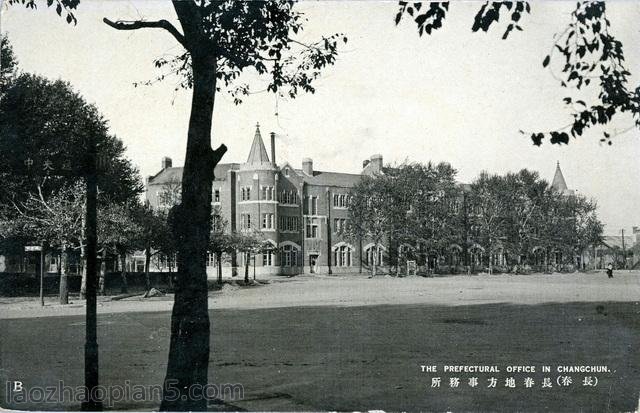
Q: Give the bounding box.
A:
[0,34,168,301]
[0,36,278,303]
[347,162,603,275]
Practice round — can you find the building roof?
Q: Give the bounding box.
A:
[552,162,568,191]
[457,182,472,192]
[148,163,240,185]
[246,124,271,165]
[299,170,363,187]
[148,167,182,186]
[600,235,636,250]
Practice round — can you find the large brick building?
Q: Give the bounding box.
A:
[145,124,602,277]
[145,124,384,277]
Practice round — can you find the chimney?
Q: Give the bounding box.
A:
[302,158,313,176]
[270,132,276,166]
[369,154,383,173]
[161,156,172,170]
[362,159,370,169]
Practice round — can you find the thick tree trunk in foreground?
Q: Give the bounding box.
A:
[161,49,224,411]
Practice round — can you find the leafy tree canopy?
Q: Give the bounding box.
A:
[0,34,19,91]
[0,73,143,207]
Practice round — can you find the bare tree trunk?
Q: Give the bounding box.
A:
[161,42,223,411]
[59,246,69,305]
[358,236,363,274]
[488,241,493,275]
[80,254,87,299]
[244,252,250,283]
[119,252,128,294]
[217,252,222,284]
[99,248,106,295]
[80,216,87,299]
[145,244,152,292]
[231,251,238,277]
[372,243,378,277]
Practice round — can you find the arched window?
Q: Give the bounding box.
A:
[333,245,352,267]
[364,245,384,266]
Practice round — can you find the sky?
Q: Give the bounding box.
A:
[1,1,639,235]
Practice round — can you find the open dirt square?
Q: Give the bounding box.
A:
[1,272,639,411]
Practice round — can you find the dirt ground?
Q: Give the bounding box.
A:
[1,272,639,411]
[1,271,639,319]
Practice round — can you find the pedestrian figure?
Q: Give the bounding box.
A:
[606,263,613,278]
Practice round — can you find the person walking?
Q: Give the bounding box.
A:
[606,262,613,278]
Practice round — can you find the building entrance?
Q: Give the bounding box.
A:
[309,254,319,273]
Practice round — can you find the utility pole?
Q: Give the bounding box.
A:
[40,242,45,307]
[82,138,102,411]
[621,229,626,269]
[300,182,305,274]
[326,188,332,275]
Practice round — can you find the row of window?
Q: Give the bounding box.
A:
[334,218,347,233]
[240,186,275,202]
[303,196,319,215]
[206,245,357,268]
[278,190,299,205]
[279,215,301,232]
[333,194,351,208]
[240,213,276,230]
[208,188,352,210]
[237,215,349,236]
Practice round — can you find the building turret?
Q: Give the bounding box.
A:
[237,123,278,272]
[551,162,574,196]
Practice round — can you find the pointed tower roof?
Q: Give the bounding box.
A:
[246,122,271,165]
[551,161,568,191]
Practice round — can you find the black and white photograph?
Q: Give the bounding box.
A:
[0,0,639,411]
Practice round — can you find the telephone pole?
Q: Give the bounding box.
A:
[81,138,102,411]
[621,229,627,269]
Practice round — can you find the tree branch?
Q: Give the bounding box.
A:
[103,18,187,50]
[210,144,227,169]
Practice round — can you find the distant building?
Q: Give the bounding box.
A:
[145,124,381,277]
[144,127,610,276]
[592,228,640,270]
